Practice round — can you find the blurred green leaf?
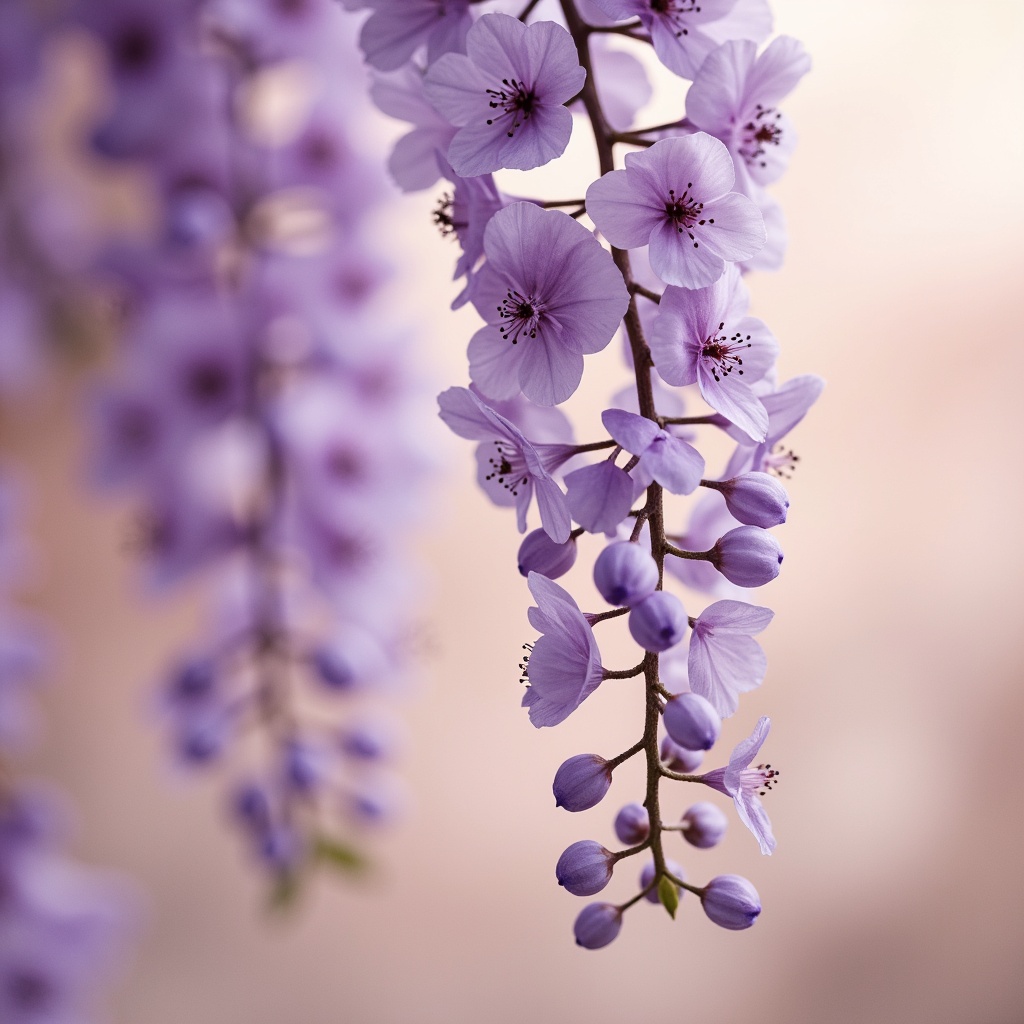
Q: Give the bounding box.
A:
[313,837,367,873]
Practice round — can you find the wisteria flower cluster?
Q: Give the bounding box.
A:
[0,471,131,1020]
[78,0,432,895]
[351,0,822,945]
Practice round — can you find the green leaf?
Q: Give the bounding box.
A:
[658,876,679,920]
[313,837,367,874]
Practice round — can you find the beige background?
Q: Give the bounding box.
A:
[4,1,1024,1021]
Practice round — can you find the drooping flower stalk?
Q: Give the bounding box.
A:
[350,0,821,944]
[81,1,432,897]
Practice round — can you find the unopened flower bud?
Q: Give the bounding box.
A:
[233,782,272,832]
[680,801,728,849]
[553,754,612,812]
[663,693,721,751]
[710,526,783,587]
[339,719,395,762]
[701,874,762,930]
[573,903,623,949]
[717,473,789,528]
[556,840,615,896]
[640,858,686,903]
[518,528,578,580]
[284,740,328,793]
[629,591,687,652]
[660,735,705,773]
[613,802,650,845]
[593,541,658,606]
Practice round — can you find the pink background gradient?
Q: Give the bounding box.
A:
[4,1,1024,1020]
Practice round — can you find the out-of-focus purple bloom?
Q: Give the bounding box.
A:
[588,0,771,80]
[698,716,777,854]
[663,692,721,750]
[587,134,765,289]
[686,36,811,191]
[342,0,473,71]
[660,734,704,773]
[522,573,604,728]
[665,492,740,597]
[650,266,778,441]
[613,802,650,845]
[553,754,612,812]
[555,840,614,896]
[593,541,658,607]
[688,599,773,716]
[680,801,729,848]
[710,525,783,587]
[466,202,628,406]
[573,902,622,949]
[701,873,761,929]
[628,591,688,653]
[370,65,458,192]
[584,39,652,132]
[517,529,578,580]
[602,409,704,495]
[640,858,685,903]
[564,462,635,536]
[438,385,573,542]
[424,14,585,177]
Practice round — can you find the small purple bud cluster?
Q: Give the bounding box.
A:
[347,0,821,944]
[79,2,431,892]
[0,471,132,1017]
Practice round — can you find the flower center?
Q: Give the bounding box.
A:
[665,186,714,249]
[764,444,800,478]
[700,321,752,382]
[486,78,537,139]
[519,642,533,683]
[432,192,462,237]
[483,439,529,497]
[497,289,543,345]
[649,0,702,37]
[739,763,779,798]
[738,105,784,169]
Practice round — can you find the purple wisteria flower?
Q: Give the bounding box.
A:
[588,0,771,80]
[424,14,585,177]
[688,599,773,716]
[698,715,777,854]
[438,386,574,542]
[341,0,473,72]
[522,573,604,728]
[466,202,629,406]
[586,134,765,289]
[686,36,811,191]
[602,408,704,494]
[369,64,457,192]
[722,373,825,478]
[650,265,778,441]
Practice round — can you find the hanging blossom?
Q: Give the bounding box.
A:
[80,0,432,895]
[1,5,137,1011]
[0,468,133,1020]
[357,0,822,946]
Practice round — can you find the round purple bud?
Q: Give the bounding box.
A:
[284,740,328,793]
[339,719,395,762]
[233,782,272,832]
[573,903,623,949]
[639,858,686,903]
[177,715,227,764]
[628,591,687,652]
[701,874,762,930]
[593,541,659,607]
[718,473,790,528]
[168,659,216,703]
[663,693,721,751]
[260,824,303,871]
[613,802,650,845]
[710,526,783,587]
[553,754,612,812]
[518,528,578,580]
[556,840,615,896]
[680,801,729,849]
[660,735,705,773]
